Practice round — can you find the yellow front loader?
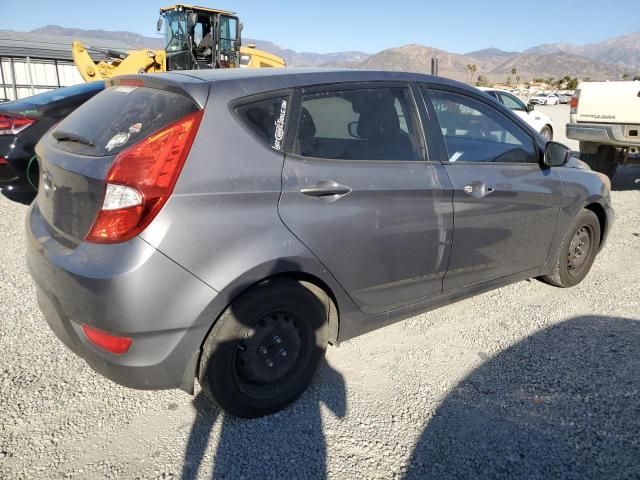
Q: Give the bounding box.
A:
[72,4,285,82]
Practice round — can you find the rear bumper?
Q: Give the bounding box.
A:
[26,202,218,391]
[567,122,640,148]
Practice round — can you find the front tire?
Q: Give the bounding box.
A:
[198,278,329,418]
[540,125,553,141]
[540,209,600,288]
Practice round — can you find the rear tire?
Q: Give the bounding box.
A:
[198,278,329,418]
[540,209,600,288]
[579,144,618,179]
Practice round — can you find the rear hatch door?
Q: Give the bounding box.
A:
[35,76,207,245]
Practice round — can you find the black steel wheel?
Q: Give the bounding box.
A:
[540,209,601,288]
[198,278,330,418]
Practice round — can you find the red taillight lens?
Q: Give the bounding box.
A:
[569,97,578,109]
[86,109,203,243]
[0,114,35,135]
[82,324,132,354]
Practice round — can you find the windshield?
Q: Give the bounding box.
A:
[164,11,188,51]
[219,15,238,52]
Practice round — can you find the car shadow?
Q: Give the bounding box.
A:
[404,315,640,479]
[571,151,640,192]
[181,359,347,479]
[611,165,640,191]
[1,188,36,205]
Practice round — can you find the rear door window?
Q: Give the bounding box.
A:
[234,94,290,151]
[51,86,199,156]
[293,86,422,161]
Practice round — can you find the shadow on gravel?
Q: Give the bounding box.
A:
[1,189,36,205]
[405,315,640,480]
[181,360,346,480]
[611,165,640,192]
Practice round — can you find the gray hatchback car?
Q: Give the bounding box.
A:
[27,68,613,417]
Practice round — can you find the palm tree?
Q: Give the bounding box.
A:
[466,64,478,84]
[511,67,517,77]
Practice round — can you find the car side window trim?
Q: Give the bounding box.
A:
[285,81,429,163]
[420,83,541,166]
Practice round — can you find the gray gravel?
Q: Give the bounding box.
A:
[1,117,639,478]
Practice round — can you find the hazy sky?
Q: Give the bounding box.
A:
[0,0,637,53]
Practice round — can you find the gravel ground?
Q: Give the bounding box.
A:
[1,110,639,478]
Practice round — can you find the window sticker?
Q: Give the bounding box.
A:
[273,99,287,150]
[106,132,130,151]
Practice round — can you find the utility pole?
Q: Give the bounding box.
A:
[431,57,439,76]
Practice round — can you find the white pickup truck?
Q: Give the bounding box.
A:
[566,81,640,178]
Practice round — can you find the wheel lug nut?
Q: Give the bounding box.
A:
[259,346,268,355]
[274,336,282,344]
[265,359,274,367]
[279,349,287,357]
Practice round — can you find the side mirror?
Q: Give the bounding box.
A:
[527,102,535,112]
[187,12,198,28]
[544,141,571,167]
[156,16,163,32]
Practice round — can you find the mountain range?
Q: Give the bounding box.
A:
[28,25,640,82]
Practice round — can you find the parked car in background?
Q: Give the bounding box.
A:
[567,80,640,178]
[479,87,555,140]
[530,93,560,105]
[555,93,571,104]
[0,81,104,204]
[27,69,612,418]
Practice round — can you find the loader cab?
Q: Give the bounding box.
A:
[159,4,240,71]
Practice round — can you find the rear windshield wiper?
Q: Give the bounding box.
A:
[53,130,95,147]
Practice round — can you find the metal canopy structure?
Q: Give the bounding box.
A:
[0,30,146,100]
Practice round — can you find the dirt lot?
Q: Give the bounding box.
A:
[1,105,639,479]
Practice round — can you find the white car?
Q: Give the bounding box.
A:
[530,93,560,105]
[478,88,555,140]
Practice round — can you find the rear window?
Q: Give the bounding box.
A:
[235,95,290,150]
[52,86,199,156]
[12,81,104,107]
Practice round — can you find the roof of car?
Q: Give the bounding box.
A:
[148,67,469,92]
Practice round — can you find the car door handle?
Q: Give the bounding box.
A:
[300,181,352,197]
[463,183,495,198]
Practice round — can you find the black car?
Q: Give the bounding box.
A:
[0,81,104,203]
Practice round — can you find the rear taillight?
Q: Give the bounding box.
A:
[82,324,132,354]
[570,89,580,114]
[86,109,203,243]
[0,114,35,135]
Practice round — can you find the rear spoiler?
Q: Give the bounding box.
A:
[106,75,211,109]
